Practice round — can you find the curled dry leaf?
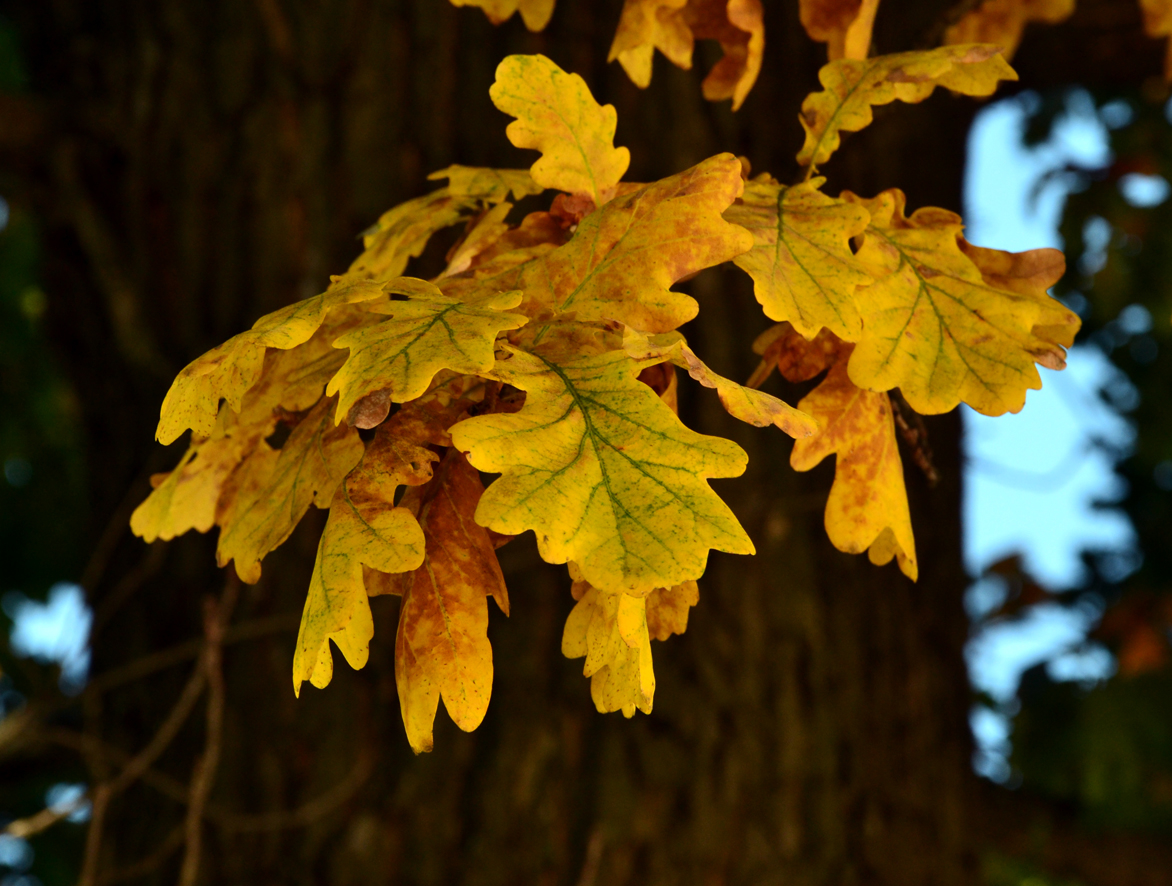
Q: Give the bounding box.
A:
[563,566,656,717]
[623,328,817,437]
[799,0,881,60]
[609,0,764,110]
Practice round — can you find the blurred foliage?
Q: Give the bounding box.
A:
[1006,84,1172,836]
[0,13,89,885]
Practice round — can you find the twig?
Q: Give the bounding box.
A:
[575,829,606,886]
[214,747,374,833]
[85,614,297,698]
[91,542,169,640]
[178,581,237,886]
[73,658,206,883]
[77,785,110,886]
[888,390,939,487]
[5,793,89,839]
[97,825,185,886]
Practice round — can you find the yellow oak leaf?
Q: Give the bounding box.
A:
[844,189,1078,416]
[155,279,388,445]
[957,237,1077,364]
[131,410,275,543]
[440,203,515,278]
[216,396,364,583]
[562,571,655,717]
[489,54,630,204]
[645,580,699,640]
[449,0,555,30]
[134,317,370,541]
[622,328,817,437]
[514,154,752,333]
[754,321,845,385]
[608,0,691,89]
[1141,0,1172,80]
[344,188,485,286]
[450,346,754,596]
[292,418,438,697]
[685,0,765,110]
[427,165,545,203]
[797,44,1017,171]
[790,356,918,580]
[325,277,528,423]
[944,0,1075,61]
[609,0,764,110]
[395,450,508,753]
[724,177,873,340]
[799,0,881,60]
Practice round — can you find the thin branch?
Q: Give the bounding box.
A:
[97,825,185,886]
[889,390,939,487]
[177,592,231,886]
[85,614,297,698]
[214,746,374,833]
[76,785,110,886]
[5,794,89,840]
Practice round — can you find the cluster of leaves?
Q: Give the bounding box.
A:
[131,39,1079,751]
[453,0,764,109]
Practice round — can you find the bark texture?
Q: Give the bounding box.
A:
[2,1,992,883]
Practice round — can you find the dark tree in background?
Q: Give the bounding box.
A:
[0,1,1170,884]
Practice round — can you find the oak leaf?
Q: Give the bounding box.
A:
[724,177,873,340]
[395,450,508,753]
[609,0,764,110]
[131,411,274,543]
[1141,0,1172,81]
[514,154,753,332]
[622,328,817,437]
[344,188,487,286]
[292,416,438,696]
[450,346,754,596]
[797,44,1017,171]
[449,0,555,30]
[134,324,363,541]
[844,189,1078,415]
[216,396,364,583]
[490,54,630,204]
[155,280,388,444]
[790,355,918,580]
[325,277,528,423]
[645,580,699,640]
[427,165,545,203]
[563,568,655,717]
[799,0,881,60]
[944,0,1075,61]
[608,0,692,89]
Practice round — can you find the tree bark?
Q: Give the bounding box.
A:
[3,1,994,883]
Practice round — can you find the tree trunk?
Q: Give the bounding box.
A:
[4,1,983,882]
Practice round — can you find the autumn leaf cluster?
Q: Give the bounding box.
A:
[132,20,1079,751]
